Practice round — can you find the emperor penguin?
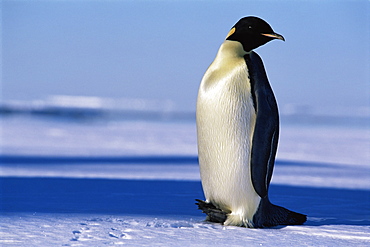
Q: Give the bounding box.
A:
[196,16,306,228]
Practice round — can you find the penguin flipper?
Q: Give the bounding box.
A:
[195,199,227,224]
[245,52,279,198]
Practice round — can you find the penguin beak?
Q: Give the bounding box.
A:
[261,33,285,41]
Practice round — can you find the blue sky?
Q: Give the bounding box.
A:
[2,0,369,114]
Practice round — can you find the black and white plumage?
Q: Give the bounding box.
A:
[196,16,306,228]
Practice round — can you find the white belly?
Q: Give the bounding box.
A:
[196,45,260,226]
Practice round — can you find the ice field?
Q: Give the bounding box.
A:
[0,111,369,246]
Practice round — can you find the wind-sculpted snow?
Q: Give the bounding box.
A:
[1,214,369,246]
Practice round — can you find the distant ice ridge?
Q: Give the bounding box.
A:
[0,95,193,121]
[46,95,176,112]
[0,95,369,125]
[0,95,175,112]
[280,103,370,118]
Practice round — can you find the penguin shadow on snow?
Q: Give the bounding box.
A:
[268,184,370,227]
[0,155,369,227]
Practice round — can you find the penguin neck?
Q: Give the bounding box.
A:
[217,40,250,59]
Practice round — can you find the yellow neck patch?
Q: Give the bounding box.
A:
[225,27,236,39]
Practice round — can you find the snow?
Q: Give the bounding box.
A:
[0,114,369,246]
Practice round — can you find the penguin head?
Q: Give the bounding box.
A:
[226,16,285,52]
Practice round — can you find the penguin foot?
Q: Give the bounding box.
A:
[253,197,307,228]
[195,199,227,224]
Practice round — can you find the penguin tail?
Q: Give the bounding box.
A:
[253,197,307,228]
[195,199,227,224]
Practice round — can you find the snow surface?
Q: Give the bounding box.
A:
[0,115,369,246]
